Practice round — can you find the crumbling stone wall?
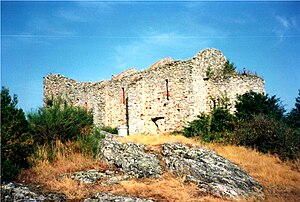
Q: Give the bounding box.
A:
[44,48,265,134]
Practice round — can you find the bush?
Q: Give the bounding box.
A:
[206,67,214,78]
[77,127,106,158]
[100,126,118,134]
[182,91,299,161]
[223,60,236,75]
[182,112,211,139]
[210,108,236,133]
[183,107,236,143]
[27,97,93,145]
[285,90,300,129]
[1,87,34,181]
[235,114,300,160]
[235,91,285,121]
[30,126,106,162]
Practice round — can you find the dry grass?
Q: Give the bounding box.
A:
[17,140,111,199]
[17,134,300,201]
[118,133,203,147]
[207,143,300,202]
[112,173,226,202]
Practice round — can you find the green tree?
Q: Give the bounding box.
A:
[286,90,300,129]
[1,87,34,181]
[235,91,285,121]
[235,114,299,160]
[210,107,236,133]
[27,97,93,145]
[182,112,211,138]
[183,107,236,142]
[223,60,236,75]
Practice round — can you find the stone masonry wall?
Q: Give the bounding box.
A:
[43,48,265,134]
[209,75,265,112]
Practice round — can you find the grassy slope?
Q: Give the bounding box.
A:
[17,134,300,201]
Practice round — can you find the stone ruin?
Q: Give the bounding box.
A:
[43,48,265,134]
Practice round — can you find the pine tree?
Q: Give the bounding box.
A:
[286,90,300,129]
[1,87,34,181]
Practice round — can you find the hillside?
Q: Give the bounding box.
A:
[4,133,299,202]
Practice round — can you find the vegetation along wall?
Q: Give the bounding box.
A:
[43,48,265,134]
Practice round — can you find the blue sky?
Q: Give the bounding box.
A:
[1,1,300,113]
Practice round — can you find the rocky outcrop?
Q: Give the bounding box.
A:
[162,142,264,200]
[2,135,265,201]
[99,137,265,201]
[98,137,162,178]
[0,182,67,202]
[84,193,154,202]
[1,182,153,202]
[59,169,130,185]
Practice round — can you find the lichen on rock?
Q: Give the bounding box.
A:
[2,135,266,201]
[84,192,154,202]
[59,169,130,185]
[161,142,265,200]
[98,136,162,178]
[98,136,265,201]
[1,182,67,202]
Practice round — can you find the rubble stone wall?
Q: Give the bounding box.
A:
[43,48,265,134]
[209,75,265,112]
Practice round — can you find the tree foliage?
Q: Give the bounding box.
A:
[286,90,300,129]
[1,87,34,181]
[235,114,299,160]
[183,107,236,142]
[78,127,106,158]
[223,60,236,75]
[235,91,285,121]
[183,91,299,160]
[27,97,93,145]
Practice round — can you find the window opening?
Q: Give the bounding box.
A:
[166,79,169,100]
[122,87,126,105]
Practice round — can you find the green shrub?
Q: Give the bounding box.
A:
[235,91,285,121]
[182,91,299,161]
[183,107,236,143]
[285,90,300,129]
[27,97,93,145]
[1,87,34,181]
[234,91,299,160]
[206,67,214,78]
[210,108,236,133]
[182,112,211,139]
[100,126,118,134]
[223,60,236,75]
[77,127,106,158]
[235,114,300,160]
[30,126,106,162]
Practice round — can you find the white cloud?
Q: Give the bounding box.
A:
[110,10,228,71]
[273,15,298,44]
[112,29,212,71]
[276,16,291,29]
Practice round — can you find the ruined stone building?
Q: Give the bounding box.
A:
[44,48,265,134]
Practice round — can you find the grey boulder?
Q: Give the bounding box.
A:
[98,138,162,178]
[161,142,265,200]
